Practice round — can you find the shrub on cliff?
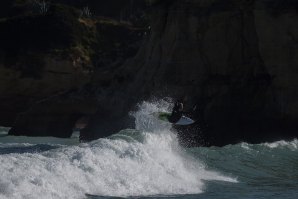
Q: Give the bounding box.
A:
[0,4,86,51]
[0,3,94,78]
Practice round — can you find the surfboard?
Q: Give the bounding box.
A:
[175,116,195,125]
[153,112,195,125]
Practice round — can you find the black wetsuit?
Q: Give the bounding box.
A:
[168,102,183,123]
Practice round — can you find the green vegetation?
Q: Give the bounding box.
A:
[0,3,89,77]
[0,1,146,78]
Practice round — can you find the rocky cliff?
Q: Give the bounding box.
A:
[0,1,145,137]
[81,0,298,146]
[3,0,298,146]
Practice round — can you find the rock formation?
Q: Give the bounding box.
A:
[83,0,298,146]
[2,0,298,146]
[0,1,145,137]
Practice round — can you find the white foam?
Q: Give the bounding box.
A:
[0,100,237,199]
[132,99,172,132]
[263,139,298,151]
[0,127,10,135]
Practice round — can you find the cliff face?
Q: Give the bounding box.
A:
[4,0,298,146]
[81,0,298,145]
[151,0,298,145]
[0,1,145,137]
[0,56,90,126]
[0,4,92,127]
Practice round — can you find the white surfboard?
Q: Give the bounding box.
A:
[154,112,195,126]
[175,115,195,125]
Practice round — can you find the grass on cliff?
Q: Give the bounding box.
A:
[0,1,145,80]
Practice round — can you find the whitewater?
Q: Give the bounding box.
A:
[0,101,297,199]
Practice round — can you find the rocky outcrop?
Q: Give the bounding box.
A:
[8,90,98,137]
[1,1,145,137]
[0,56,90,126]
[0,3,93,128]
[2,0,298,146]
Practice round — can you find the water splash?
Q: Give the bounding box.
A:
[131,99,172,132]
[0,100,236,199]
[262,139,298,151]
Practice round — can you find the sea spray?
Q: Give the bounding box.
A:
[0,100,236,199]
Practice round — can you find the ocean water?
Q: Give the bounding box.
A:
[0,101,297,199]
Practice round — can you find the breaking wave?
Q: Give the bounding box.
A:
[0,100,236,199]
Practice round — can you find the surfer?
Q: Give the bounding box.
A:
[155,99,195,125]
[168,101,184,123]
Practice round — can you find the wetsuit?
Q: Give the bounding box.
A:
[168,102,183,123]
